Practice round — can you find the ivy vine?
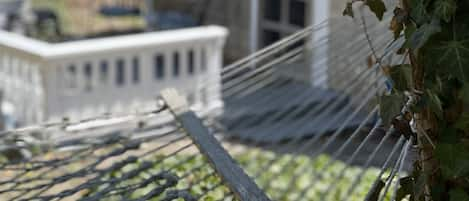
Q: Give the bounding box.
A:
[344,0,469,200]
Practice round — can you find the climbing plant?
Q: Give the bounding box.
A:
[344,0,469,200]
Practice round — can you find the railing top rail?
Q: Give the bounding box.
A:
[0,30,49,57]
[0,25,228,60]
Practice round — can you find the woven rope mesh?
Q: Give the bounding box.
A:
[0,1,417,200]
[0,108,235,201]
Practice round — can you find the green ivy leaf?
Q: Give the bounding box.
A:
[429,32,469,83]
[431,183,446,201]
[366,0,386,20]
[435,143,469,179]
[439,126,460,144]
[379,92,405,127]
[408,18,441,50]
[408,0,430,25]
[460,83,469,104]
[343,0,386,20]
[413,173,426,201]
[391,15,404,40]
[389,64,413,91]
[450,188,469,201]
[424,90,443,119]
[433,0,457,22]
[455,113,469,131]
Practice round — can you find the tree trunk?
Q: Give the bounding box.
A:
[410,50,438,201]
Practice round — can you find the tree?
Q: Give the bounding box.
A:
[344,0,469,200]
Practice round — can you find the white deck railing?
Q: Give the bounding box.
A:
[0,26,228,125]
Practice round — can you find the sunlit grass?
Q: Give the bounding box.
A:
[83,150,391,201]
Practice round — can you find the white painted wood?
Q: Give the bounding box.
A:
[0,26,228,125]
[311,0,330,88]
[250,0,259,55]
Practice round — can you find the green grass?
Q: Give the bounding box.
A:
[85,150,391,201]
[236,150,387,201]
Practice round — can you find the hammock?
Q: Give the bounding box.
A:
[0,2,414,200]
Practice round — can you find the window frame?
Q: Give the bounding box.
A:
[132,56,140,84]
[115,58,126,86]
[100,60,109,84]
[173,52,180,77]
[84,62,93,91]
[154,54,165,80]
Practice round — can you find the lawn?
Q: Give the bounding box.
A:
[0,142,394,201]
[84,150,391,201]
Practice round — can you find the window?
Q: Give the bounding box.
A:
[100,61,108,83]
[84,62,92,91]
[154,54,164,80]
[289,0,306,27]
[173,52,180,77]
[262,30,281,47]
[188,50,194,74]
[264,0,281,22]
[260,0,306,51]
[116,59,125,86]
[67,65,77,88]
[201,48,207,72]
[132,57,140,83]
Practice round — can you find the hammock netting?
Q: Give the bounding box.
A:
[0,3,417,201]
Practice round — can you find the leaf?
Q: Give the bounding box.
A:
[408,18,441,49]
[450,188,469,201]
[431,183,446,201]
[435,143,469,178]
[408,0,430,25]
[343,2,355,18]
[379,92,405,127]
[343,0,386,20]
[390,8,408,40]
[424,90,443,118]
[413,173,426,201]
[365,0,386,20]
[389,64,413,91]
[455,112,469,131]
[433,0,457,22]
[404,23,417,40]
[390,15,404,40]
[439,126,460,144]
[428,30,469,83]
[460,83,469,104]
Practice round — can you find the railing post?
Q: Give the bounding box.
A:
[308,0,330,88]
[206,39,224,109]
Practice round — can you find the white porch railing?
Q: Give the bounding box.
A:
[0,26,228,126]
